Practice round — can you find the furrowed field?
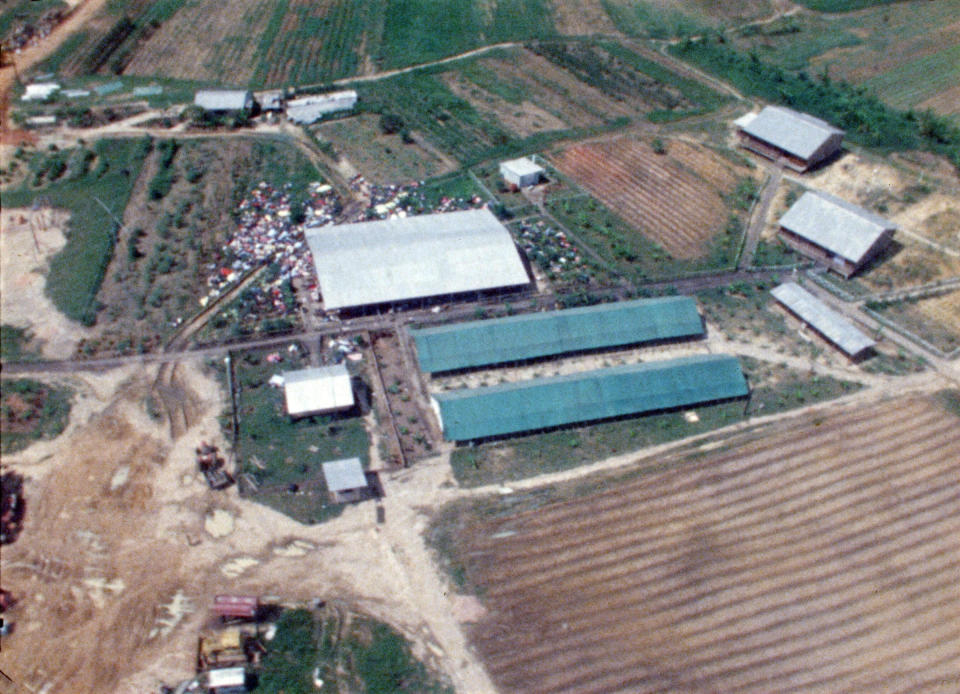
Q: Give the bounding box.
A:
[438,394,960,693]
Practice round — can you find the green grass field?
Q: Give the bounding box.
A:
[258,608,452,694]
[863,44,960,112]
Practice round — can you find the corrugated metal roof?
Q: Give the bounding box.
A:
[771,282,875,356]
[500,157,544,178]
[322,457,367,492]
[741,106,843,160]
[282,364,354,416]
[194,90,251,111]
[287,90,357,124]
[206,667,246,688]
[411,296,703,373]
[434,354,747,441]
[779,190,895,263]
[305,208,530,310]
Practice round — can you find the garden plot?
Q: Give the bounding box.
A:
[550,137,749,260]
[443,394,960,693]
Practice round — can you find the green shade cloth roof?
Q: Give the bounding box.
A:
[433,354,747,441]
[411,297,703,373]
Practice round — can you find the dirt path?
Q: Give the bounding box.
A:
[738,164,783,268]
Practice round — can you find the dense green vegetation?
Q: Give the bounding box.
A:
[1,379,72,454]
[0,326,36,361]
[379,0,555,69]
[257,609,452,694]
[670,37,960,168]
[3,139,149,325]
[791,0,906,11]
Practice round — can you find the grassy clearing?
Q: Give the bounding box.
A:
[448,356,859,487]
[2,139,148,326]
[866,294,960,353]
[231,346,369,525]
[733,15,863,71]
[258,608,452,694]
[1,379,72,454]
[863,44,960,111]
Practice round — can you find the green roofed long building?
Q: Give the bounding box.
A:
[411,297,703,373]
[432,354,747,441]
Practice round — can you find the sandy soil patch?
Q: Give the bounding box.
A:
[1,208,91,358]
[442,73,569,137]
[917,289,960,335]
[805,152,905,206]
[892,193,960,251]
[1,357,497,694]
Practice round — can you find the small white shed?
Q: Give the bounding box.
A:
[500,157,544,188]
[282,364,354,417]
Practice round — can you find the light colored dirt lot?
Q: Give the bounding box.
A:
[0,207,91,358]
[457,394,960,693]
[0,359,496,694]
[916,289,960,336]
[442,75,569,138]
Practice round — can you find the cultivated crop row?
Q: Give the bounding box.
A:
[553,139,732,259]
[459,396,960,693]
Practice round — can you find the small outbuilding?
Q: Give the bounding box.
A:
[202,666,248,693]
[736,106,844,171]
[771,282,875,359]
[194,89,253,112]
[21,82,60,101]
[778,190,895,277]
[322,458,368,503]
[282,364,354,418]
[500,157,544,188]
[286,90,357,124]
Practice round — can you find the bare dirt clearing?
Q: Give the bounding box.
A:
[0,358,495,694]
[0,207,91,358]
[454,394,960,693]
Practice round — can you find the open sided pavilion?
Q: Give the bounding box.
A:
[411,296,703,373]
[432,354,748,441]
[772,282,875,359]
[305,208,530,312]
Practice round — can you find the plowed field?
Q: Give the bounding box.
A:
[458,395,960,693]
[552,138,741,259]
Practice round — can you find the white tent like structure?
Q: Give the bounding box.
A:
[282,364,354,417]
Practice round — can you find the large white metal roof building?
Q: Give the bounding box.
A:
[282,364,354,417]
[771,282,875,357]
[305,208,530,310]
[778,190,895,277]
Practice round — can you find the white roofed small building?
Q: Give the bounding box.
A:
[772,282,875,360]
[194,89,253,112]
[322,457,369,503]
[286,90,357,124]
[500,157,544,188]
[305,207,530,312]
[778,190,895,277]
[282,364,354,418]
[736,106,844,171]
